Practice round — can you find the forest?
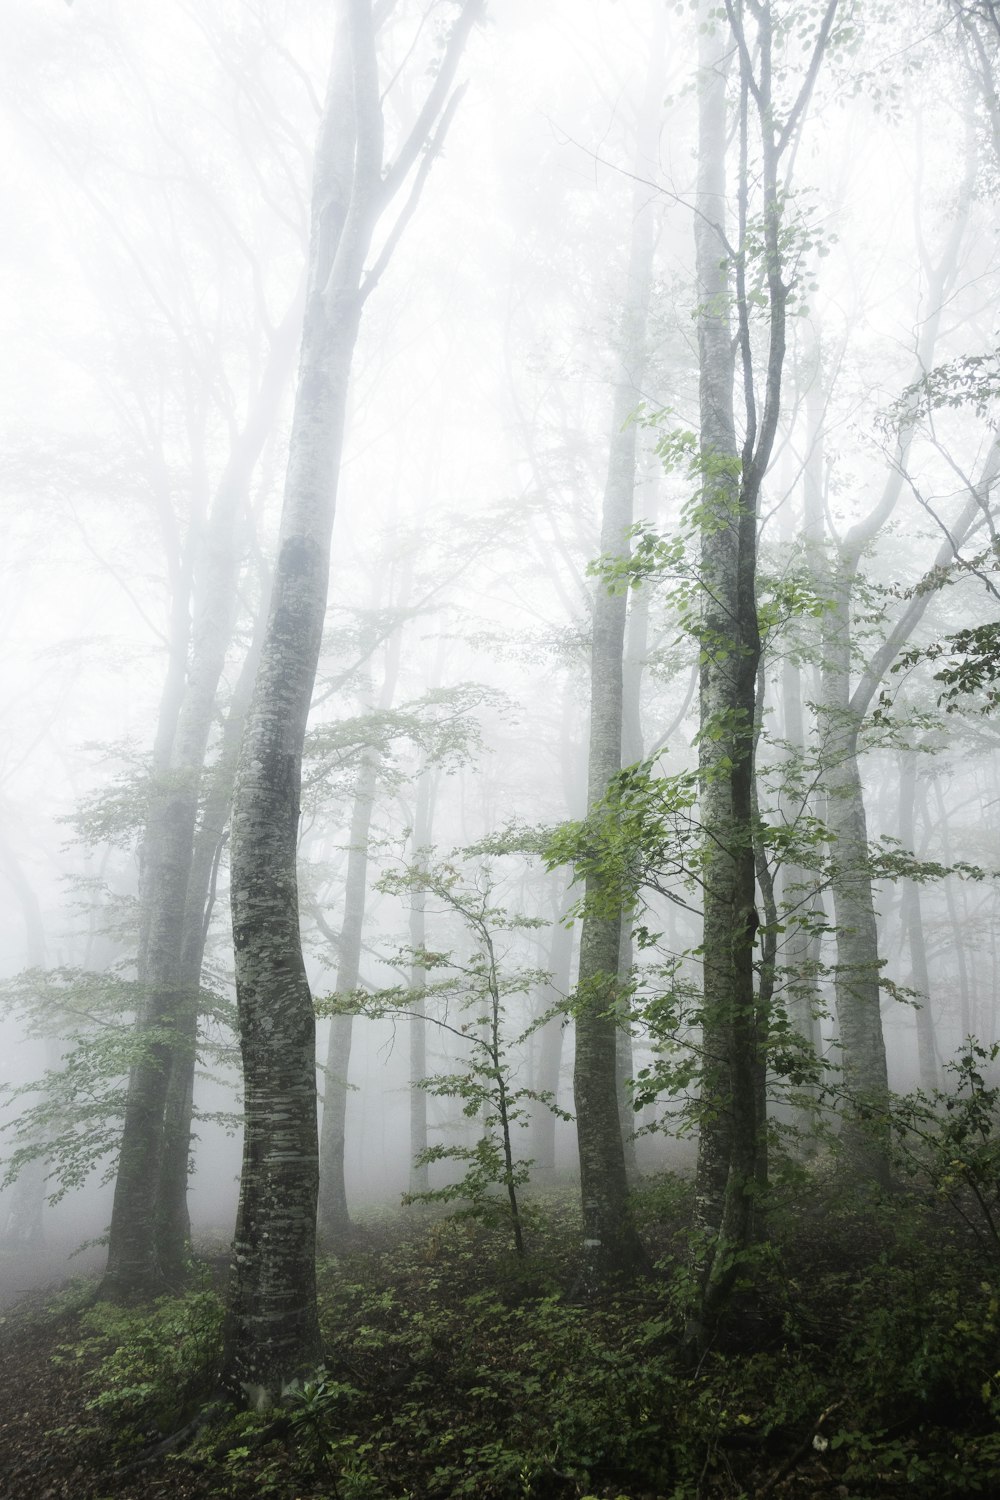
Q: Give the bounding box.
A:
[2,0,1000,1496]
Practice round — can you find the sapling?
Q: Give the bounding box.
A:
[325,832,567,1256]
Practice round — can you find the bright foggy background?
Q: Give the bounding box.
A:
[1,0,997,1273]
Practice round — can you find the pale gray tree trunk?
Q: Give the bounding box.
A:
[156,621,267,1279]
[408,766,436,1197]
[899,751,939,1092]
[102,291,302,1301]
[317,747,379,1241]
[318,610,404,1239]
[529,886,574,1173]
[811,145,975,1184]
[222,0,482,1396]
[820,438,998,1176]
[0,833,49,1251]
[616,574,651,1175]
[573,11,664,1284]
[777,329,825,1110]
[933,774,973,1041]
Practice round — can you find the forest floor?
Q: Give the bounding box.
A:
[0,1172,996,1500]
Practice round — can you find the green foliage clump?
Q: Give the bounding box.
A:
[56,1284,224,1446]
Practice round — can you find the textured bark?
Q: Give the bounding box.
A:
[102,291,303,1302]
[224,29,363,1393]
[691,0,838,1339]
[223,0,482,1397]
[573,13,664,1286]
[691,4,748,1249]
[156,626,266,1279]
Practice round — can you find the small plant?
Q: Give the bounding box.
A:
[61,1284,224,1444]
[339,832,569,1256]
[891,1039,1000,1254]
[285,1369,363,1496]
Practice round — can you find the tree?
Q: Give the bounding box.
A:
[361,841,559,1257]
[223,0,483,1398]
[572,2,664,1287]
[689,0,840,1339]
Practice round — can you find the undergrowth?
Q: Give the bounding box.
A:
[27,1172,1000,1499]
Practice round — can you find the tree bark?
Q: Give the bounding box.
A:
[573,9,664,1285]
[691,1,748,1251]
[222,0,482,1397]
[101,289,303,1301]
[156,620,267,1280]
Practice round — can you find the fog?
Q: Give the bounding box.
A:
[1,0,998,1311]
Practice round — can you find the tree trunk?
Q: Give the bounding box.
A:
[408,767,436,1198]
[811,138,976,1186]
[690,0,830,1339]
[691,3,748,1249]
[530,890,574,1173]
[573,10,664,1285]
[899,750,939,1092]
[0,834,49,1251]
[818,590,892,1184]
[820,439,997,1180]
[156,622,267,1280]
[102,291,303,1301]
[222,0,481,1396]
[317,748,379,1240]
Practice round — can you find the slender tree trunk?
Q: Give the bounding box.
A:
[317,748,379,1240]
[573,11,664,1285]
[933,774,972,1042]
[408,767,436,1197]
[156,623,267,1279]
[690,0,832,1339]
[777,328,825,1122]
[819,438,997,1179]
[812,140,976,1186]
[102,293,303,1301]
[818,599,892,1184]
[691,3,744,1246]
[0,835,49,1251]
[223,1,481,1395]
[530,890,574,1173]
[899,751,939,1092]
[616,569,651,1175]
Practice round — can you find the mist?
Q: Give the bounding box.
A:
[2,1,1000,1496]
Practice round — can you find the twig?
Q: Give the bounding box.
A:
[754,1398,844,1498]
